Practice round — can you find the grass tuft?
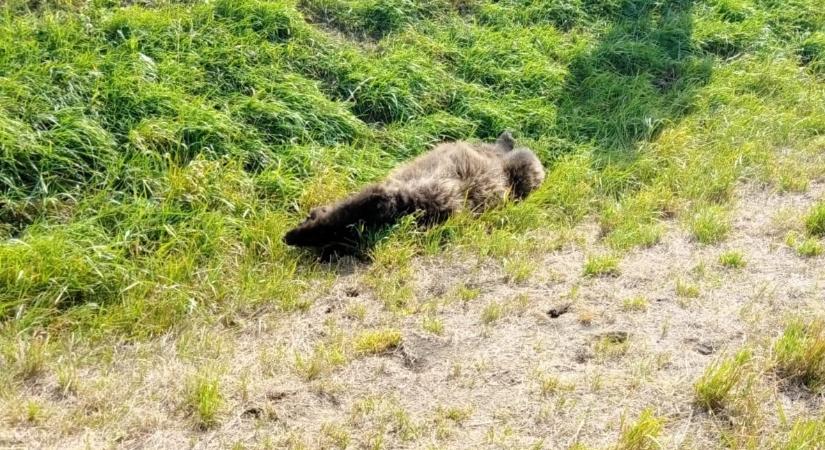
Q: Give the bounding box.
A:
[583,254,620,277]
[615,407,663,450]
[694,349,752,412]
[354,329,402,355]
[804,202,825,237]
[689,205,730,245]
[773,320,825,389]
[719,250,746,268]
[184,371,223,430]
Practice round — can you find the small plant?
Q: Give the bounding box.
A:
[25,400,44,423]
[694,349,752,412]
[321,422,351,449]
[436,405,473,424]
[719,250,746,268]
[503,258,533,283]
[481,301,505,324]
[422,316,444,335]
[185,372,223,429]
[616,407,663,450]
[594,332,630,360]
[583,254,620,277]
[675,279,700,298]
[773,320,825,389]
[622,296,649,312]
[786,231,823,257]
[804,202,825,237]
[778,418,825,450]
[533,371,573,397]
[690,205,730,244]
[456,284,481,302]
[354,329,402,355]
[294,341,347,380]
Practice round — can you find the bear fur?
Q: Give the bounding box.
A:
[283,132,545,253]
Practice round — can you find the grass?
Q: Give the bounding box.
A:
[622,296,649,312]
[184,371,223,430]
[675,279,701,299]
[583,254,620,277]
[1,0,825,445]
[353,329,402,355]
[615,408,663,450]
[719,250,746,268]
[694,349,752,412]
[689,205,730,245]
[773,320,825,389]
[786,231,824,257]
[804,202,825,237]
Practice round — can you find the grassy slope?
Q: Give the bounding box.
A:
[0,0,824,444]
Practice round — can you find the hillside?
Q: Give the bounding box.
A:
[1,0,825,448]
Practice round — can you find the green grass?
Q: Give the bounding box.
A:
[689,205,730,245]
[616,408,664,450]
[719,250,746,268]
[694,349,752,412]
[804,202,825,237]
[786,231,824,257]
[0,0,822,372]
[622,296,649,312]
[353,329,402,355]
[185,371,223,429]
[773,319,825,389]
[583,254,620,277]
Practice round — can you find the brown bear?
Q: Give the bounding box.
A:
[283,132,545,253]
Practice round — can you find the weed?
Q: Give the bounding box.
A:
[583,254,620,277]
[719,250,746,268]
[694,349,752,412]
[533,371,573,397]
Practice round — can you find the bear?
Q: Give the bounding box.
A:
[283,131,545,254]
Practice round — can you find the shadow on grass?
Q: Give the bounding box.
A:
[556,0,712,159]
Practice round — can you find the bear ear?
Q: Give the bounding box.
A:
[496,131,515,151]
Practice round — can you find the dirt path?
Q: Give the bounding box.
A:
[3,183,824,449]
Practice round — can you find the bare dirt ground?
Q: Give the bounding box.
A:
[2,182,824,449]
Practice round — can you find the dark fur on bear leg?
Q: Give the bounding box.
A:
[283,184,412,250]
